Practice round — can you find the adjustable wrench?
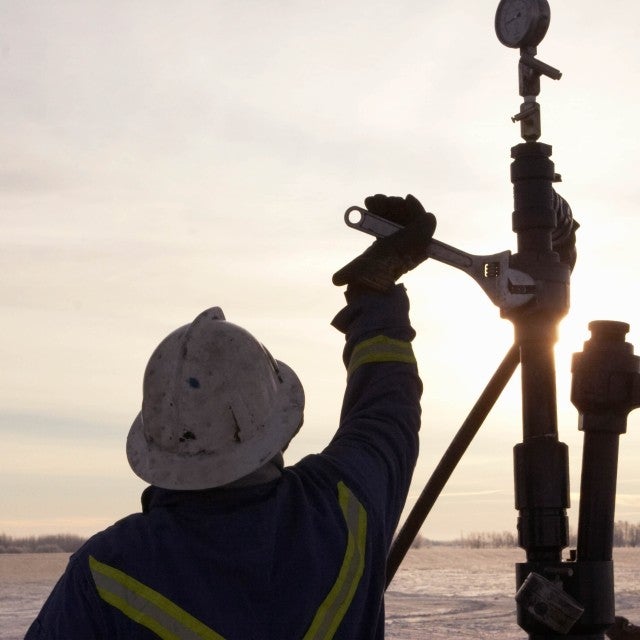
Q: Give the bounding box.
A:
[344,206,535,311]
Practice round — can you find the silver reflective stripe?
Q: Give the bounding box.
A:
[89,556,225,640]
[347,335,416,378]
[303,481,367,640]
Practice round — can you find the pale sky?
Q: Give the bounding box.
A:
[2,1,640,542]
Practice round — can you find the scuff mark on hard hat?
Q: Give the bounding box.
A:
[229,406,242,443]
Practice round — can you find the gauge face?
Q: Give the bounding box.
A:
[495,0,550,48]
[497,0,530,45]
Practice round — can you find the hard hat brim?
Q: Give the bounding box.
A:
[126,359,304,490]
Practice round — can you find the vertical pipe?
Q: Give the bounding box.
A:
[577,432,620,561]
[520,337,558,440]
[572,321,640,563]
[508,142,571,571]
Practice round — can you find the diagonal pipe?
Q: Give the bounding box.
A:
[386,343,520,588]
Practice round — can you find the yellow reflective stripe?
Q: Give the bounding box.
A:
[347,335,416,378]
[303,481,367,640]
[89,556,225,640]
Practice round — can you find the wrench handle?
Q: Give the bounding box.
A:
[345,206,473,269]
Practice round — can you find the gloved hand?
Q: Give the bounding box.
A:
[552,190,579,271]
[332,194,437,292]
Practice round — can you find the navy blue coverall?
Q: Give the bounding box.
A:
[25,284,423,639]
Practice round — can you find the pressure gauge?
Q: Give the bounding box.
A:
[495,0,550,48]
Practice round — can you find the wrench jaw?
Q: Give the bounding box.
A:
[343,205,537,312]
[462,248,536,311]
[484,256,537,311]
[500,259,571,328]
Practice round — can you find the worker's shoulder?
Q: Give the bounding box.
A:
[68,512,148,568]
[284,453,373,513]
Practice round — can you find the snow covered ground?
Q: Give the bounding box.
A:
[2,547,638,639]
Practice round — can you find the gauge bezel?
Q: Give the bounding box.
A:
[495,0,550,49]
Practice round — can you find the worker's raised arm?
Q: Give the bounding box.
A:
[325,194,436,542]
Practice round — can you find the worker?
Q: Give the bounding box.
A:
[25,193,437,640]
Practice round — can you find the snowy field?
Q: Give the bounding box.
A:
[386,547,640,639]
[2,547,638,639]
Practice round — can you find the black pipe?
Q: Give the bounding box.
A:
[572,321,640,562]
[386,343,520,587]
[506,142,571,572]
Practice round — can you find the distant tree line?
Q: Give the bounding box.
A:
[458,530,518,548]
[612,520,640,548]
[410,521,640,549]
[4,521,640,553]
[0,533,87,554]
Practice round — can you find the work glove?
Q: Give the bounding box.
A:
[551,190,579,271]
[332,194,437,292]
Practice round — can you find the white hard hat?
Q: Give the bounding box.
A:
[126,307,304,489]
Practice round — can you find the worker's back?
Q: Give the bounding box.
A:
[26,195,434,639]
[28,373,419,639]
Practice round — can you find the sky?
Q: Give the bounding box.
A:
[1,1,640,543]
